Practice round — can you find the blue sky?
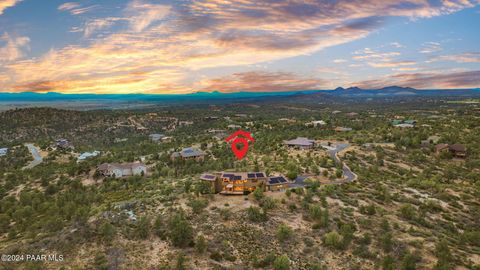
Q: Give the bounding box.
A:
[0,0,479,94]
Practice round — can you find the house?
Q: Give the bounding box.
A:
[161,136,173,143]
[171,147,206,161]
[334,127,353,132]
[448,144,467,158]
[265,175,290,192]
[227,124,242,129]
[97,163,147,178]
[283,137,316,149]
[200,173,223,193]
[346,112,359,117]
[278,118,296,123]
[394,123,415,128]
[200,172,290,195]
[435,143,449,154]
[149,133,165,142]
[421,140,430,148]
[435,144,467,158]
[0,148,8,157]
[78,151,100,161]
[179,121,194,126]
[306,120,326,127]
[392,119,416,127]
[56,139,74,150]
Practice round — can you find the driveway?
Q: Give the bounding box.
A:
[325,143,357,183]
[23,143,43,170]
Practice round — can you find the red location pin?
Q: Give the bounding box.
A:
[225,130,254,160]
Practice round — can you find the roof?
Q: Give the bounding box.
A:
[394,123,415,128]
[221,172,266,180]
[435,144,449,151]
[335,127,353,131]
[149,133,165,138]
[97,162,146,171]
[78,151,100,160]
[200,174,217,181]
[283,137,315,146]
[267,176,289,185]
[404,120,417,124]
[179,147,205,158]
[449,144,466,152]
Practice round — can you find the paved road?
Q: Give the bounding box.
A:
[23,143,43,170]
[326,143,357,183]
[290,143,357,188]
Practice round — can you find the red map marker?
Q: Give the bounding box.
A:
[225,130,254,160]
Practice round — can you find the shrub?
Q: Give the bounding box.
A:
[276,224,293,243]
[399,204,416,220]
[135,216,150,239]
[246,206,267,222]
[195,235,207,253]
[323,231,342,249]
[253,188,265,201]
[273,255,290,270]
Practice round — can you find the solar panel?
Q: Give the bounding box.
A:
[256,173,264,177]
[278,177,288,183]
[269,178,279,184]
[247,173,256,178]
[233,175,242,180]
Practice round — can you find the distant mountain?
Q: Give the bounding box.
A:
[328,86,480,97]
[1,87,479,111]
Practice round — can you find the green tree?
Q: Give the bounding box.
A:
[169,212,193,247]
[434,240,453,270]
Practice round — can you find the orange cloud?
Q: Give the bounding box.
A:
[0,0,21,15]
[0,33,30,62]
[2,0,479,94]
[199,71,326,93]
[355,70,480,89]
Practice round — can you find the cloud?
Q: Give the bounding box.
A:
[0,32,30,62]
[0,0,21,15]
[83,17,123,37]
[353,49,401,61]
[333,59,347,63]
[429,52,480,63]
[368,60,416,68]
[126,0,171,32]
[419,41,442,53]
[355,70,480,89]
[3,0,480,93]
[58,2,98,15]
[390,42,404,48]
[199,71,326,93]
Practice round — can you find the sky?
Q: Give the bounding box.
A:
[0,0,479,94]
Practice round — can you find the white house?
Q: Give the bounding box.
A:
[97,163,147,178]
[78,151,100,161]
[306,120,326,127]
[0,148,8,157]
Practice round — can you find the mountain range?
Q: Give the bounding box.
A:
[0,86,479,104]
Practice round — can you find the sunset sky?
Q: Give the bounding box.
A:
[0,0,479,94]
